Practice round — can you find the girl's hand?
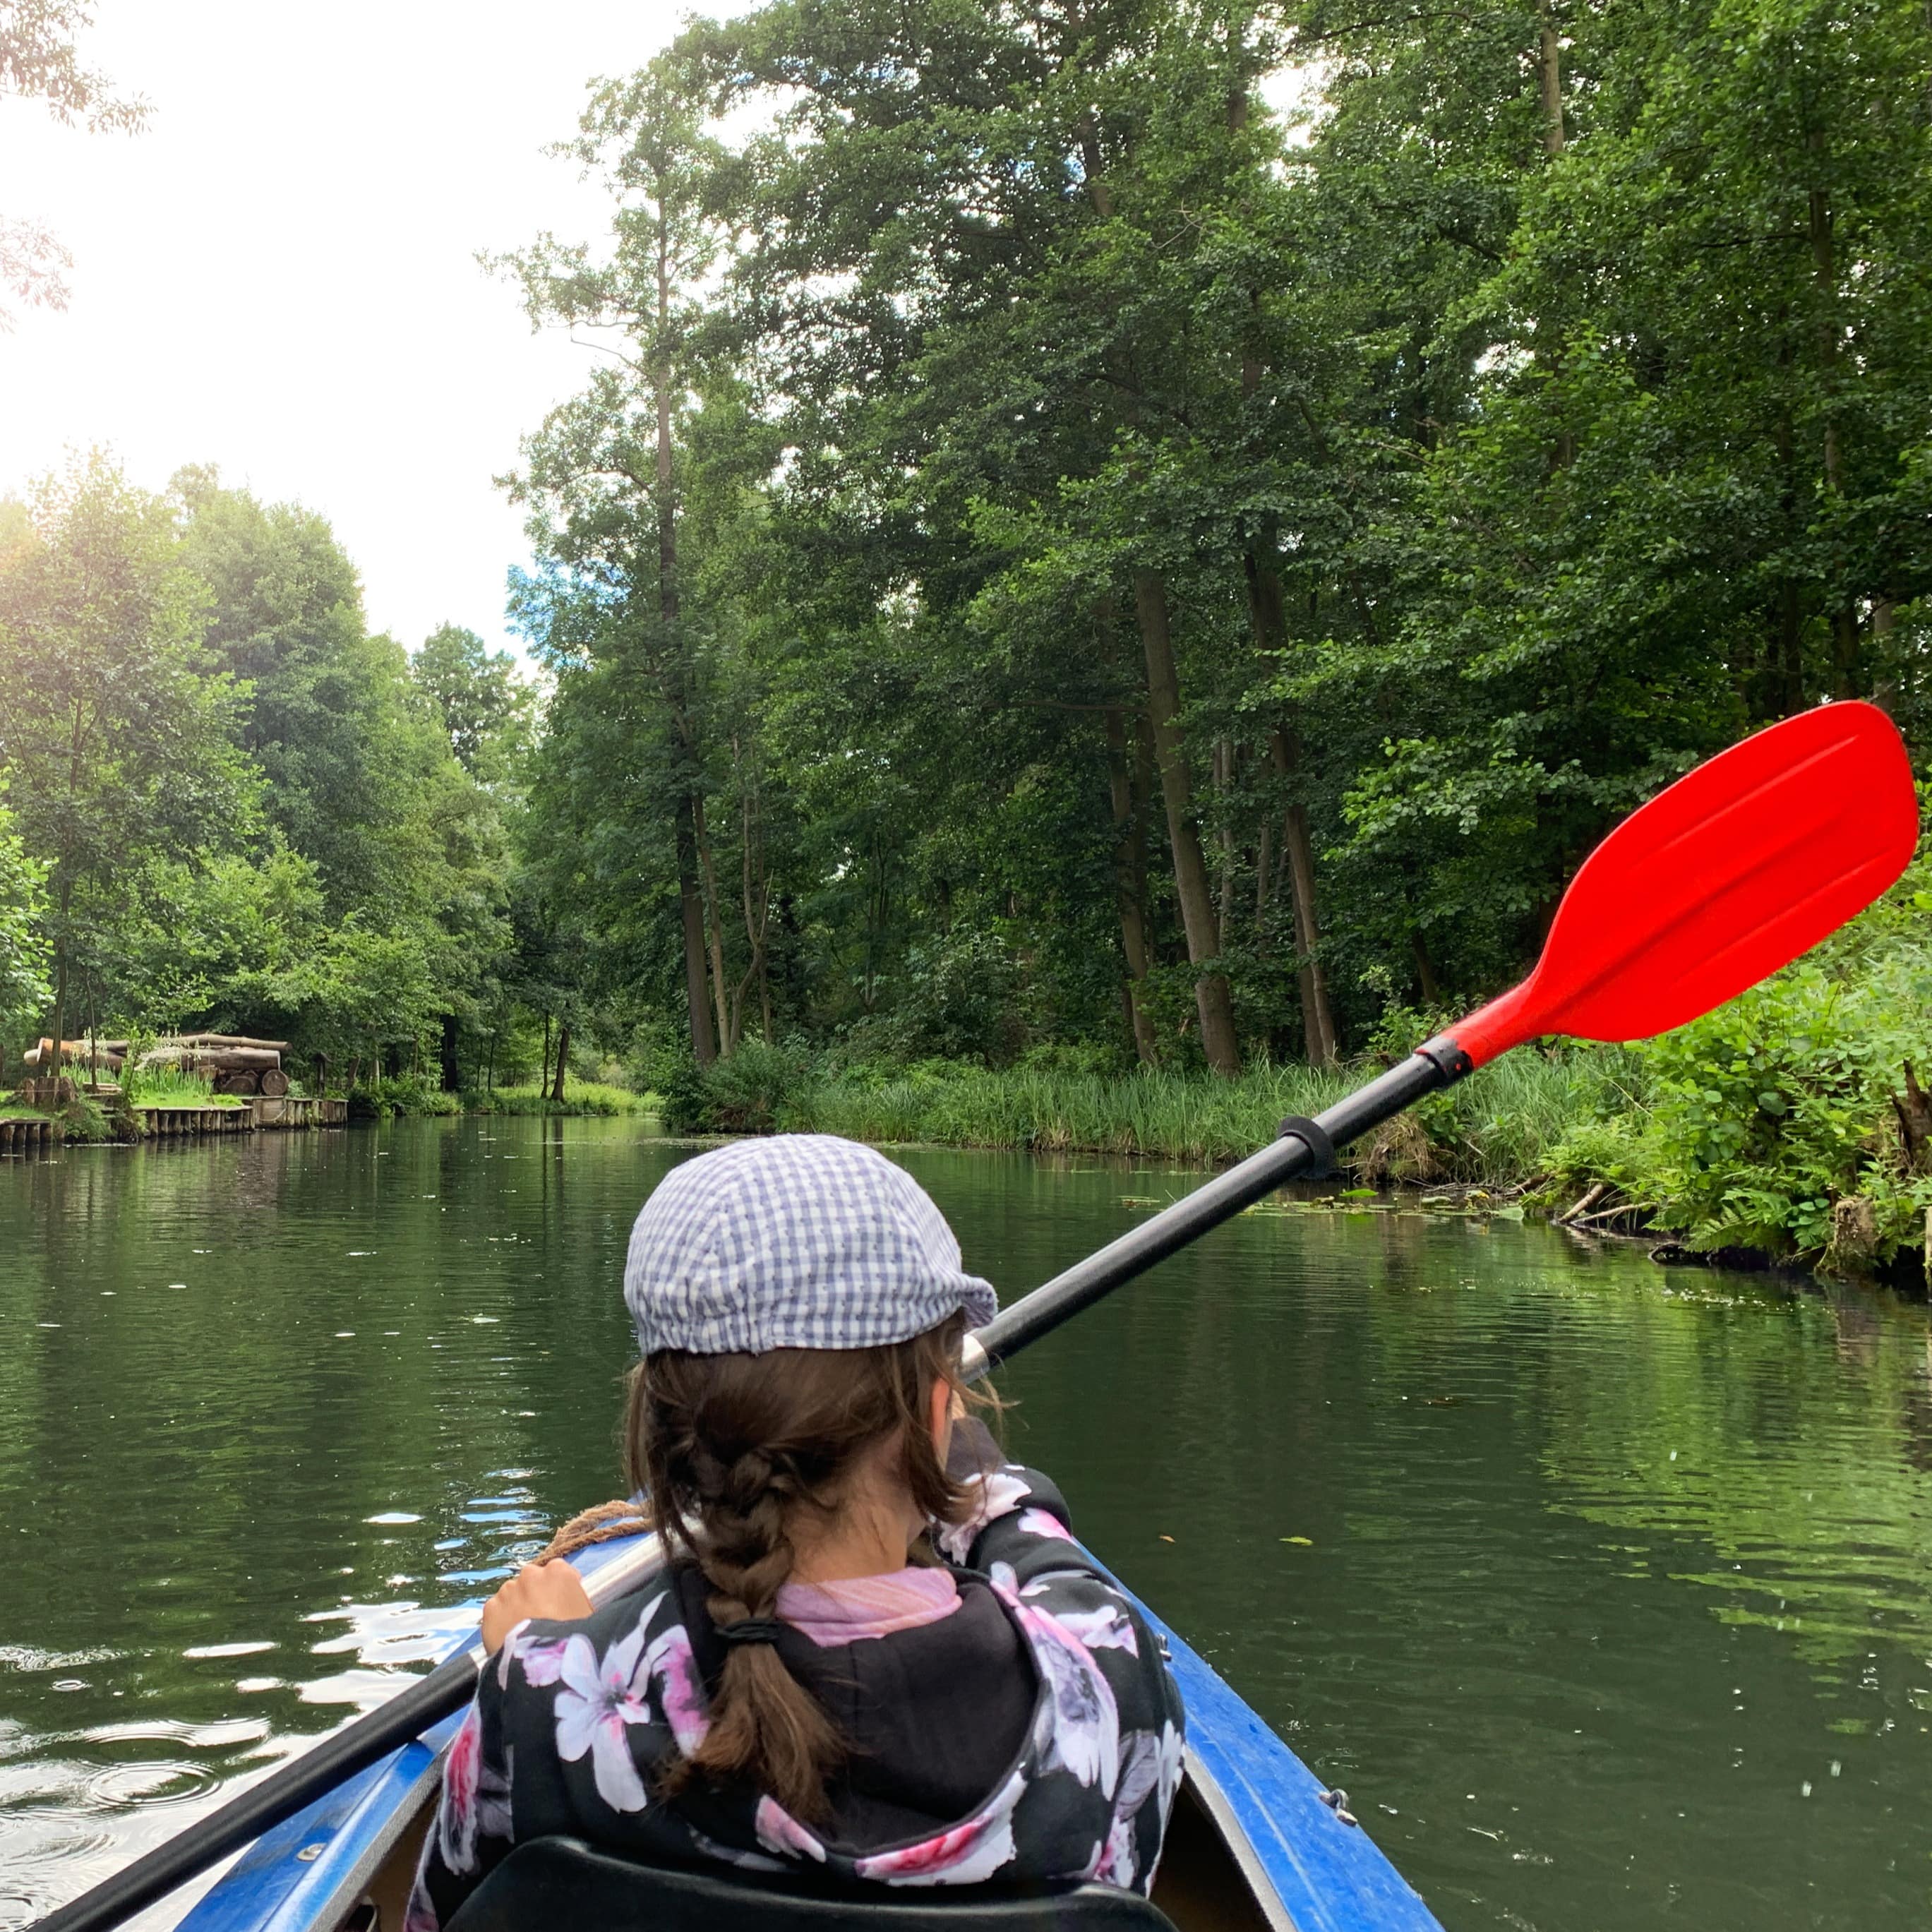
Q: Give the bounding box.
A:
[481,1560,593,1652]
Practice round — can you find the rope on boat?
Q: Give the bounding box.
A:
[539,1498,653,1563]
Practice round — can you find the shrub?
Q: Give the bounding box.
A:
[468,1081,641,1117]
[1547,854,1932,1266]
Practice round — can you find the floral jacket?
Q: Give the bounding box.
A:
[407,1431,1185,1926]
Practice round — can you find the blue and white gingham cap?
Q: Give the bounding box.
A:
[623,1134,997,1355]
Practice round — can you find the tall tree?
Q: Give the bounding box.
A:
[498,58,734,1064]
[0,456,256,1054]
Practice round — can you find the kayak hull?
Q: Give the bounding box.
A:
[176,1537,1441,1932]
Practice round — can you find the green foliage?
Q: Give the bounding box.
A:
[0,456,520,1089]
[1550,865,1932,1263]
[412,625,537,785]
[8,0,1932,1273]
[0,785,49,1030]
[123,1064,242,1109]
[465,1081,642,1117]
[347,1076,463,1120]
[55,1093,113,1141]
[477,0,1932,1103]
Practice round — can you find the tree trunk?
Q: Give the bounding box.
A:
[1103,702,1160,1066]
[734,748,772,1052]
[541,1013,552,1096]
[675,793,716,1066]
[1412,932,1440,1005]
[1244,553,1340,1069]
[439,1013,460,1093]
[1134,570,1240,1074]
[550,1024,570,1104]
[1808,133,1859,697]
[1264,728,1339,1067]
[1538,8,1566,157]
[1213,738,1237,951]
[46,873,71,1088]
[653,195,719,1070]
[692,791,732,1055]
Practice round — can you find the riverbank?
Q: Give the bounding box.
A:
[657,856,1932,1280]
[346,1077,647,1120]
[661,1040,1631,1187]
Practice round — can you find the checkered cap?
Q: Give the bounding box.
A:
[623,1134,997,1355]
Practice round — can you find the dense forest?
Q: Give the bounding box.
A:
[4,0,1932,1259]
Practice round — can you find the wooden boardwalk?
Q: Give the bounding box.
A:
[136,1096,349,1137]
[0,1095,349,1153]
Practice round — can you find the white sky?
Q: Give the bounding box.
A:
[0,0,687,657]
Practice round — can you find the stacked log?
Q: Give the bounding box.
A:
[138,1035,289,1097]
[144,1044,282,1071]
[21,1038,128,1072]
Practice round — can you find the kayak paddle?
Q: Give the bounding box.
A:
[32,699,1918,1932]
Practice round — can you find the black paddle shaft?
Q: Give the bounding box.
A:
[33,1040,1469,1932]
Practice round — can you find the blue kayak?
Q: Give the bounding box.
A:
[175,1533,1442,1932]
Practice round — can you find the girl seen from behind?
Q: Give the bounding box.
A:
[408,1134,1185,1926]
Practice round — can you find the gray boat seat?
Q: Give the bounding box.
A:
[443,1835,1181,1932]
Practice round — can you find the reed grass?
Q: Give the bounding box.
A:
[124,1067,246,1109]
[780,1050,1634,1185]
[467,1081,644,1117]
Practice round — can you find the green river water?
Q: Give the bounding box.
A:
[5,1117,1932,1930]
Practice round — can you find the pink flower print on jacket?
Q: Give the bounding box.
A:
[642,1614,709,1754]
[500,1617,572,1692]
[1090,1722,1183,1891]
[1016,1507,1072,1541]
[552,1626,653,1813]
[755,1794,829,1864]
[995,1582,1120,1797]
[436,1706,484,1876]
[853,1768,1025,1887]
[1047,1600,1140,1658]
[934,1468,1031,1564]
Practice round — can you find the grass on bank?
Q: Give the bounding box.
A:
[344,1075,647,1119]
[124,1067,246,1108]
[657,846,1932,1279]
[661,1037,1636,1189]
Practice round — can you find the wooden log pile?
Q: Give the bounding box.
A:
[138,1033,292,1096]
[22,1038,128,1072]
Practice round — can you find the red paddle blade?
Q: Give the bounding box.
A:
[1446,702,1919,1068]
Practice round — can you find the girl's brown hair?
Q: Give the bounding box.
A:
[625,1311,982,1822]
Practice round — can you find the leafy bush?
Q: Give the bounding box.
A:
[655,1055,719,1134]
[469,1081,641,1117]
[58,1093,116,1142]
[659,1040,812,1134]
[1549,857,1932,1266]
[878,928,1026,1064]
[349,1076,462,1119]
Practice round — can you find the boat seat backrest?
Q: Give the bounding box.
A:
[440,1837,1182,1932]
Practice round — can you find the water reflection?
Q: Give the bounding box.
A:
[4,1124,1932,1931]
